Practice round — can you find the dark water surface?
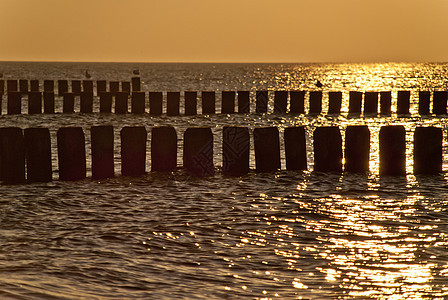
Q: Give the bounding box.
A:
[0,62,448,299]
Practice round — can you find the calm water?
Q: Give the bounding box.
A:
[1,62,448,299]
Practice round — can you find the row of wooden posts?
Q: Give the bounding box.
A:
[3,89,448,115]
[1,78,448,115]
[0,125,441,184]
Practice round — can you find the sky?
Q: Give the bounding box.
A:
[0,0,447,63]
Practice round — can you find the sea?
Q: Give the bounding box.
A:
[0,62,448,299]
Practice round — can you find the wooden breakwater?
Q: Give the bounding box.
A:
[0,125,442,184]
[1,79,448,115]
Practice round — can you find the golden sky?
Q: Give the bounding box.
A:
[1,0,447,62]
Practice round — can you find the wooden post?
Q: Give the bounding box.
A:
[414,127,442,174]
[131,77,141,92]
[0,127,25,184]
[151,126,177,172]
[149,91,163,115]
[313,127,342,172]
[57,127,86,181]
[349,91,362,114]
[110,81,120,95]
[91,126,114,180]
[167,92,180,116]
[7,91,21,115]
[115,91,129,114]
[28,91,42,114]
[380,91,392,115]
[397,91,410,115]
[185,91,197,115]
[19,79,28,93]
[7,80,18,92]
[44,80,54,92]
[131,91,146,114]
[328,91,342,114]
[284,126,307,171]
[256,91,268,113]
[0,80,4,95]
[290,91,305,114]
[309,91,322,114]
[24,128,52,183]
[82,80,94,94]
[364,92,378,115]
[99,92,112,113]
[43,92,55,114]
[237,91,250,114]
[418,91,430,115]
[121,81,131,93]
[30,80,39,92]
[121,126,147,177]
[254,127,281,172]
[63,92,75,113]
[223,126,249,176]
[433,91,447,115]
[183,128,214,176]
[345,125,370,173]
[221,91,235,114]
[97,80,107,96]
[202,91,216,114]
[58,80,68,96]
[274,91,287,113]
[71,80,82,95]
[80,92,93,113]
[379,126,406,176]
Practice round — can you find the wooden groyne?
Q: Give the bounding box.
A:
[1,79,448,116]
[0,125,443,184]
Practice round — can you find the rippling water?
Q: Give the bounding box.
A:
[1,62,448,299]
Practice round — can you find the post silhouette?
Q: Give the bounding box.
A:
[63,92,75,113]
[418,91,430,115]
[167,92,180,116]
[30,80,39,92]
[328,91,342,114]
[99,92,112,113]
[80,92,93,113]
[222,126,249,176]
[121,126,147,177]
[345,126,370,173]
[274,91,287,113]
[290,91,305,114]
[202,91,216,114]
[0,80,4,94]
[185,91,197,115]
[221,91,235,114]
[151,126,177,172]
[57,127,86,181]
[131,77,141,91]
[7,91,21,115]
[131,91,146,114]
[44,80,54,92]
[349,91,362,114]
[254,127,281,172]
[380,91,392,115]
[433,91,447,115]
[19,79,28,93]
[83,80,93,94]
[284,126,307,171]
[43,92,55,114]
[256,91,268,113]
[115,91,129,114]
[313,127,342,172]
[309,91,322,114]
[149,91,163,115]
[364,92,378,115]
[121,81,131,93]
[28,91,42,114]
[58,80,68,96]
[397,91,410,115]
[238,91,250,114]
[379,125,406,176]
[414,127,442,174]
[24,128,52,183]
[97,80,107,96]
[71,80,82,95]
[0,127,25,184]
[110,81,120,95]
[91,126,114,180]
[183,127,214,176]
[7,80,18,92]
